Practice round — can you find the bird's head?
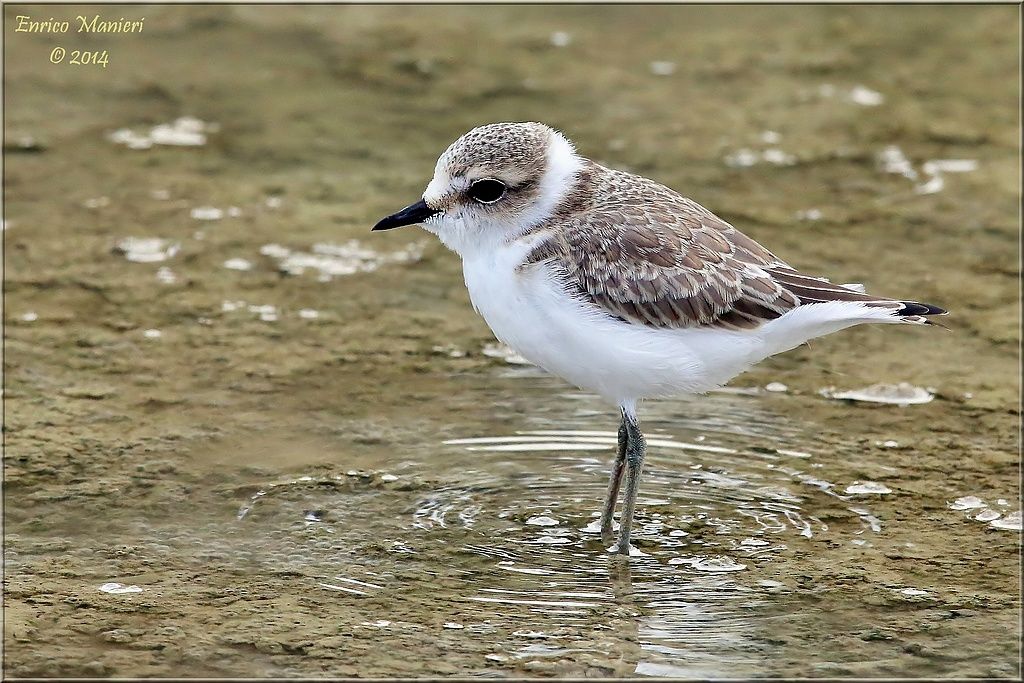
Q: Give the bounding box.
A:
[373,122,583,255]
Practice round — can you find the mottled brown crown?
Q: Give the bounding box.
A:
[435,122,554,184]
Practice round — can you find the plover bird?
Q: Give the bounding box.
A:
[373,122,946,555]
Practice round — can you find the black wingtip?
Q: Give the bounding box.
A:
[897,301,948,317]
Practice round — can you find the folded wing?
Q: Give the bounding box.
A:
[523,188,942,330]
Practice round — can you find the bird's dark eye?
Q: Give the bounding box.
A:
[468,178,507,204]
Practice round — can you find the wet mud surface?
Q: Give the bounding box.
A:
[3,4,1020,678]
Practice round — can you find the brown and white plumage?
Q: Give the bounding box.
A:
[374,121,946,555]
[375,121,946,403]
[523,162,944,332]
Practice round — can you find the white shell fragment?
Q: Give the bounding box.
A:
[848,85,885,107]
[879,146,918,180]
[949,496,987,511]
[922,159,979,175]
[974,509,1001,522]
[99,582,143,594]
[845,481,892,495]
[819,382,934,406]
[725,147,796,168]
[669,556,746,572]
[990,511,1021,531]
[549,31,572,47]
[261,240,425,280]
[191,206,224,221]
[649,61,677,76]
[115,237,180,263]
[109,116,217,149]
[878,144,977,195]
[156,267,177,284]
[481,342,532,365]
[525,516,559,527]
[223,258,253,271]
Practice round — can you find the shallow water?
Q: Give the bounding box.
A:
[4,367,1018,676]
[3,3,1020,678]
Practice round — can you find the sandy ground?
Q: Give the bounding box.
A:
[3,4,1020,678]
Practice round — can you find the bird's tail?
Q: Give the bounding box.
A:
[893,300,949,327]
[768,268,948,327]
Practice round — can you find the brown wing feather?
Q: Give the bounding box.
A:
[522,169,909,331]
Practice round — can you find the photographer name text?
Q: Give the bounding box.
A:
[15,14,145,34]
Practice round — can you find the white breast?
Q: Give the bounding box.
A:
[461,242,760,406]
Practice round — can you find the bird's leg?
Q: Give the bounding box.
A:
[599,414,629,544]
[615,414,647,555]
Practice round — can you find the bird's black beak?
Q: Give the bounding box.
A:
[372,199,439,231]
